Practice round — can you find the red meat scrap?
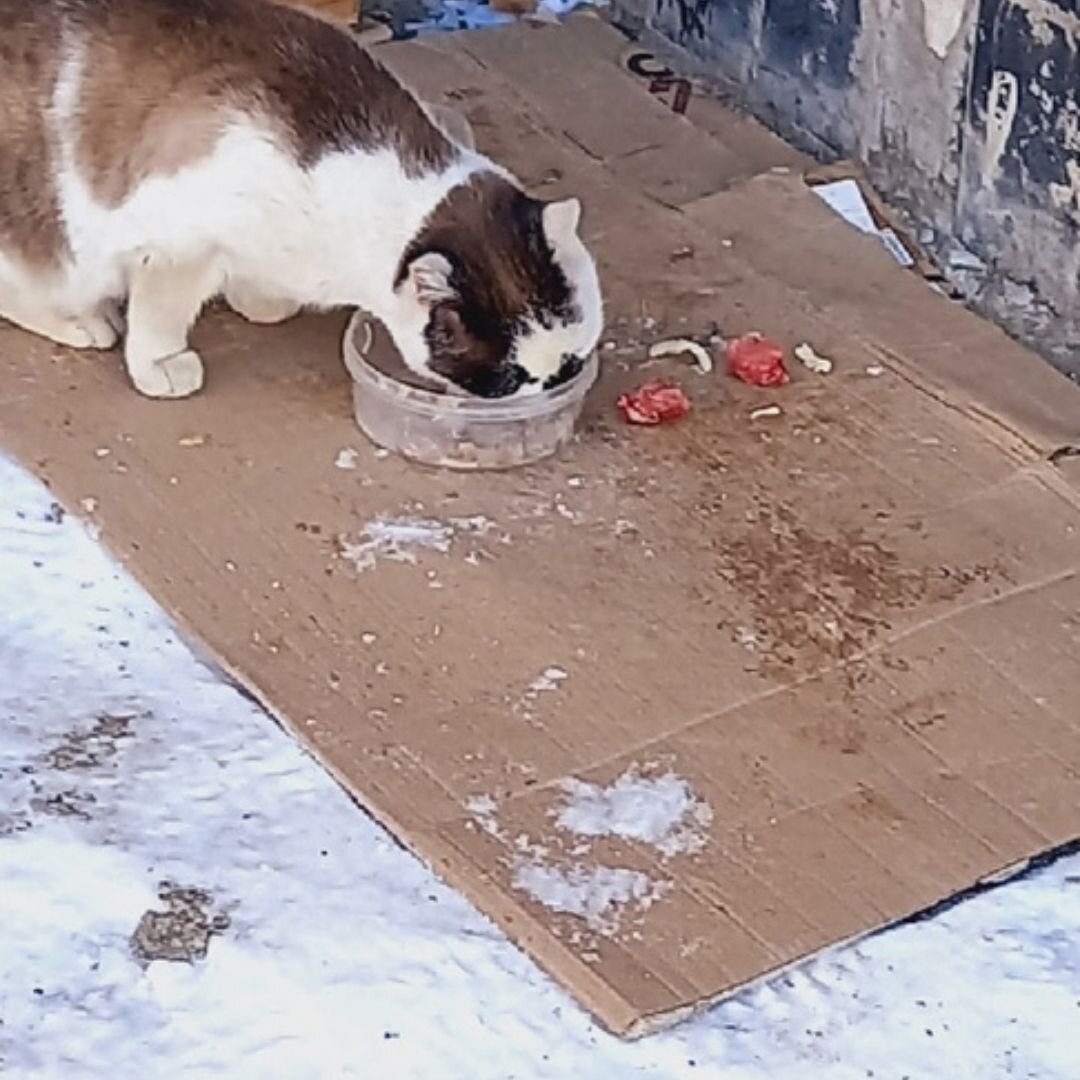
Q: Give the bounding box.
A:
[616,380,690,425]
[726,333,789,387]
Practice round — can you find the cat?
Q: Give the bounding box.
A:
[0,0,604,399]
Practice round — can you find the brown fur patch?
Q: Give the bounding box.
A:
[399,171,576,396]
[402,171,574,327]
[58,0,456,206]
[0,3,69,268]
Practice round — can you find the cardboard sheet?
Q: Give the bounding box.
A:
[2,18,1079,1036]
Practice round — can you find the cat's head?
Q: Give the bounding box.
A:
[388,173,603,398]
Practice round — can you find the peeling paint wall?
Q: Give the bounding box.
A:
[621,0,1079,376]
[961,0,1080,357]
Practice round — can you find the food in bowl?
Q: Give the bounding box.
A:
[342,312,598,470]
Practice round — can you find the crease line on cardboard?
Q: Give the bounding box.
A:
[968,750,1080,843]
[862,721,1050,859]
[518,566,1080,799]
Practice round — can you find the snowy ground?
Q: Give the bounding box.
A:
[2,451,1079,1079]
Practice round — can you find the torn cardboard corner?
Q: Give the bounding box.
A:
[3,19,1080,1038]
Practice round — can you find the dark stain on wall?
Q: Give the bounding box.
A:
[655,0,861,89]
[630,0,1080,374]
[655,0,754,45]
[649,0,862,150]
[968,0,1080,224]
[760,0,861,89]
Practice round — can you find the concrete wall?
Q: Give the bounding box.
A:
[616,0,1079,377]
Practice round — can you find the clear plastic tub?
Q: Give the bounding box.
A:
[342,311,598,471]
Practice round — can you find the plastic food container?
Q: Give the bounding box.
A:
[342,311,598,471]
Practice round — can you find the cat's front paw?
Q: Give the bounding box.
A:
[131,349,205,399]
[52,312,120,350]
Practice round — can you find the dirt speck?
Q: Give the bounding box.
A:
[44,712,139,770]
[131,883,230,965]
[30,790,97,821]
[0,812,32,837]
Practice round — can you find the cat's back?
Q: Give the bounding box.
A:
[0,2,68,266]
[59,0,449,201]
[2,0,453,242]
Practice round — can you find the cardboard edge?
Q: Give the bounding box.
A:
[418,830,649,1036]
[40,473,1080,1041]
[627,837,1080,1038]
[176,556,1080,1040]
[151,599,650,1036]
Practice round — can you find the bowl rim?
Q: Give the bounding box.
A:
[343,311,599,422]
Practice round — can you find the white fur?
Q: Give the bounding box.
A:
[0,34,602,399]
[514,207,604,391]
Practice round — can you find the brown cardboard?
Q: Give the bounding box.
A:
[276,0,357,24]
[2,19,1079,1037]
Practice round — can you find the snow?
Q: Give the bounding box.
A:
[338,515,455,570]
[338,513,499,572]
[555,768,714,858]
[511,862,668,934]
[2,451,1080,1078]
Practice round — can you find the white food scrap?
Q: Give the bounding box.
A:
[647,337,713,374]
[750,405,783,420]
[794,342,834,375]
[178,434,209,448]
[527,666,568,697]
[335,448,360,470]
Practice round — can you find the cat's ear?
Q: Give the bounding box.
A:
[406,252,456,307]
[542,198,582,250]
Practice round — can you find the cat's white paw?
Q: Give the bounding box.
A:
[130,349,205,399]
[46,312,120,350]
[225,286,301,326]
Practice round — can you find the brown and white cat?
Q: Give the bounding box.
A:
[0,0,603,398]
